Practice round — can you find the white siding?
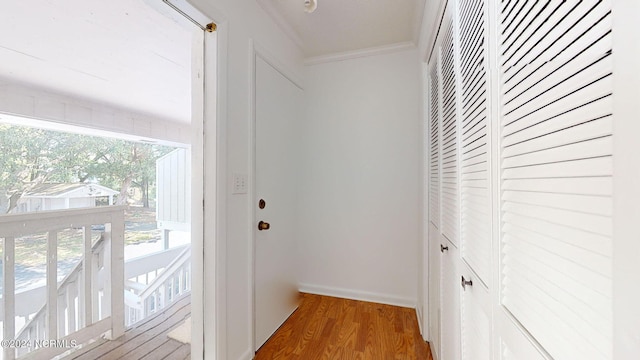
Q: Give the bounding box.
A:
[156,148,191,231]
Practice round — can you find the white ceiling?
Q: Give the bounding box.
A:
[0,0,194,124]
[0,0,425,128]
[259,0,426,58]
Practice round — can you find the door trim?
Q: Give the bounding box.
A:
[174,2,228,359]
[208,18,229,360]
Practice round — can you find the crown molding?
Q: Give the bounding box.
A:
[413,0,427,45]
[255,0,305,50]
[304,41,417,65]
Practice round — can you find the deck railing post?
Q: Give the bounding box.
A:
[106,212,125,340]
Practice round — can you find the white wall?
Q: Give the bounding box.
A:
[299,49,422,307]
[187,1,304,359]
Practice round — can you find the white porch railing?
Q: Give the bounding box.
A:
[124,245,191,325]
[0,206,125,360]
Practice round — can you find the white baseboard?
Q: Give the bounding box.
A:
[299,283,416,309]
[431,344,439,360]
[238,349,253,360]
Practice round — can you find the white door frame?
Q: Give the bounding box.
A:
[192,16,230,360]
[155,1,229,359]
[612,1,640,358]
[196,10,229,360]
[203,20,230,360]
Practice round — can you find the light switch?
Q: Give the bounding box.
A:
[232,173,248,194]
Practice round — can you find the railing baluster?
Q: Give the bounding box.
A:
[38,316,44,345]
[145,296,150,317]
[166,282,171,307]
[187,265,191,291]
[68,280,77,333]
[47,230,58,340]
[184,265,189,291]
[27,326,34,353]
[58,291,66,336]
[3,235,16,360]
[177,269,182,295]
[103,224,112,320]
[173,272,177,297]
[83,225,92,327]
[91,250,100,322]
[186,262,192,290]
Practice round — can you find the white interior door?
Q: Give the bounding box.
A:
[254,55,302,350]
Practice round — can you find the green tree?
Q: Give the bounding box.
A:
[0,124,173,213]
[86,140,171,206]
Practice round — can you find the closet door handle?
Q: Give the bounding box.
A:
[461,276,473,290]
[440,244,449,253]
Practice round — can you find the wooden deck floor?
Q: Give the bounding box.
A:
[62,295,191,360]
[255,293,433,360]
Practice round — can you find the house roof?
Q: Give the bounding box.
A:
[23,183,118,198]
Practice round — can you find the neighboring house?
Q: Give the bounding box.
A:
[14,183,118,213]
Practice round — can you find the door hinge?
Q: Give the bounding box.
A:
[206,23,217,32]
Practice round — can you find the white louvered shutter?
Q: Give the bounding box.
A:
[499,1,613,359]
[440,15,459,247]
[458,1,492,360]
[459,0,491,284]
[429,60,440,228]
[437,12,463,360]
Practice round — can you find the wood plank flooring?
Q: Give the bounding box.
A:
[62,294,191,360]
[255,293,433,360]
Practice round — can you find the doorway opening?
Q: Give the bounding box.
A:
[0,0,215,359]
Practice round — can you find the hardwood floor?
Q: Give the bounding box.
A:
[255,293,433,360]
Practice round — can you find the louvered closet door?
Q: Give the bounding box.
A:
[429,56,441,229]
[459,0,491,285]
[438,11,462,360]
[457,0,492,359]
[427,58,442,360]
[498,0,613,359]
[440,10,459,248]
